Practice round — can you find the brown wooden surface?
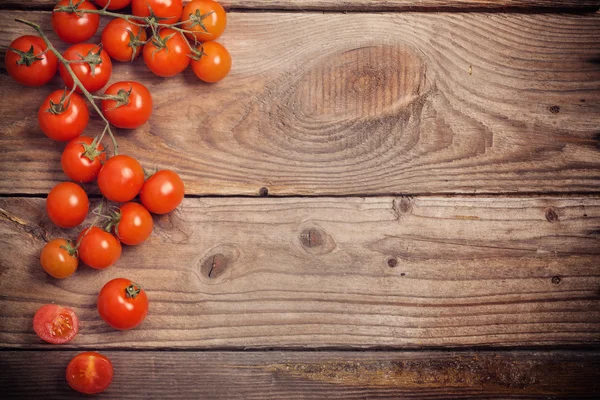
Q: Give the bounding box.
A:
[1,350,599,399]
[1,0,598,11]
[2,11,600,196]
[2,196,599,349]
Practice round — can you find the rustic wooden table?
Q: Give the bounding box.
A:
[1,0,600,398]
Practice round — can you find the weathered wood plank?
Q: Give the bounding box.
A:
[1,196,599,348]
[1,11,600,196]
[1,0,598,11]
[1,350,599,399]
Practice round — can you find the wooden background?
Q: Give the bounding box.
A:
[1,0,599,398]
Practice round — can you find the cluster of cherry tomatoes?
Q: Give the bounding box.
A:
[4,0,232,395]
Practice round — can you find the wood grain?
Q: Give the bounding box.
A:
[1,11,600,196]
[1,196,599,348]
[1,350,600,399]
[1,0,598,11]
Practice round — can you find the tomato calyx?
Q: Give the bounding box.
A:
[103,209,122,237]
[186,9,215,34]
[54,0,87,17]
[125,283,142,298]
[9,45,45,67]
[188,44,206,61]
[73,46,104,76]
[149,32,176,57]
[81,138,105,163]
[46,88,72,115]
[59,240,79,257]
[127,29,147,62]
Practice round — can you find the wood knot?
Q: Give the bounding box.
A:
[300,228,324,248]
[259,187,269,196]
[298,226,336,255]
[387,257,398,268]
[551,276,562,284]
[548,105,560,114]
[545,208,559,223]
[197,244,240,284]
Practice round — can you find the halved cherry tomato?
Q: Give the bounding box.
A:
[140,170,184,214]
[5,35,58,87]
[95,0,131,10]
[38,90,89,142]
[191,41,231,83]
[61,136,106,183]
[78,227,122,269]
[33,304,79,344]
[66,352,113,394]
[143,28,190,77]
[98,278,148,330]
[101,18,147,62]
[132,0,182,24]
[59,43,112,93]
[180,0,226,42]
[112,202,153,245]
[41,239,78,279]
[52,0,100,44]
[101,81,153,129]
[46,182,89,228]
[97,155,145,202]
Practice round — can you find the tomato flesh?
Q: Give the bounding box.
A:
[33,305,79,344]
[66,352,113,394]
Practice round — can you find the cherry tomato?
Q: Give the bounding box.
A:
[95,0,131,10]
[191,41,231,83]
[33,304,79,344]
[140,170,184,214]
[38,90,89,142]
[78,227,122,269]
[59,43,112,93]
[101,81,153,129]
[101,18,147,62]
[41,239,78,279]
[143,28,190,77]
[52,0,100,44]
[46,182,89,228]
[111,202,153,245]
[132,0,182,24]
[61,136,106,183]
[66,352,113,395]
[97,278,148,330]
[181,0,226,42]
[5,35,58,87]
[97,155,145,202]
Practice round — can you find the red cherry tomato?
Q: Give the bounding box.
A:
[59,43,112,93]
[46,182,89,228]
[66,352,113,395]
[97,155,145,202]
[132,0,182,24]
[41,238,78,279]
[97,278,148,330]
[38,90,89,142]
[101,81,153,129]
[143,28,190,77]
[181,0,227,42]
[101,18,147,62]
[5,35,58,87]
[78,227,122,269]
[61,136,106,183]
[95,0,131,10]
[140,170,184,214]
[191,41,231,83]
[113,202,153,245]
[33,304,79,344]
[52,0,100,44]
